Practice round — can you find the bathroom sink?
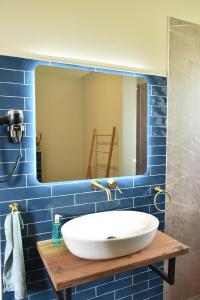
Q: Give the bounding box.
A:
[61,210,159,260]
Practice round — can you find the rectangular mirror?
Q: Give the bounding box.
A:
[35,65,147,182]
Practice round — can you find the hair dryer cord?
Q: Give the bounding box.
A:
[0,142,22,183]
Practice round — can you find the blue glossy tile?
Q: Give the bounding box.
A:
[26,257,44,272]
[52,181,92,196]
[96,198,133,212]
[116,186,150,199]
[28,247,40,260]
[152,86,167,96]
[0,56,49,71]
[0,69,24,83]
[73,288,96,300]
[0,199,26,215]
[0,185,51,201]
[28,220,52,235]
[149,116,166,127]
[148,105,152,116]
[27,278,51,296]
[28,289,55,300]
[25,97,33,110]
[0,83,32,97]
[134,175,165,187]
[134,270,158,284]
[53,203,95,218]
[1,224,27,241]
[150,203,165,215]
[25,71,34,84]
[22,232,52,249]
[149,293,163,300]
[76,276,114,292]
[0,136,34,149]
[115,281,148,299]
[25,123,35,136]
[0,149,26,162]
[0,174,26,189]
[151,146,166,156]
[132,205,149,213]
[90,292,115,300]
[149,277,163,288]
[97,277,132,296]
[22,210,52,225]
[152,127,167,137]
[148,137,166,146]
[149,96,167,106]
[152,106,167,117]
[159,221,165,231]
[28,195,74,211]
[133,266,149,275]
[0,125,7,136]
[133,285,163,299]
[3,292,28,300]
[0,161,35,176]
[148,126,152,136]
[76,190,115,204]
[149,155,166,165]
[25,149,36,162]
[112,177,133,188]
[24,110,34,123]
[134,196,154,207]
[115,270,135,280]
[151,165,166,175]
[0,96,24,109]
[28,268,48,283]
[151,211,165,222]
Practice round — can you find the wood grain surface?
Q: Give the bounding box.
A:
[37,231,189,291]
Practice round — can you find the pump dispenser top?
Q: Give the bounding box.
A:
[54,214,62,224]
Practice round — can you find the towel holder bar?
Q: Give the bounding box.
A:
[9,202,19,213]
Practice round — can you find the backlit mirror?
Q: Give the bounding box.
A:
[35,66,147,182]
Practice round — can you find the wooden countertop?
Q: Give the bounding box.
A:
[37,231,189,291]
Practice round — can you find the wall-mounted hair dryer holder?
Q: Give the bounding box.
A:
[0,110,24,143]
[0,110,24,182]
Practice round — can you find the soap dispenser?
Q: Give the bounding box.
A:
[52,214,62,245]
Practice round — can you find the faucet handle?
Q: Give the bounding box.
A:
[91,180,101,191]
[107,179,122,194]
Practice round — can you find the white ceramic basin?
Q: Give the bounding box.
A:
[61,210,159,260]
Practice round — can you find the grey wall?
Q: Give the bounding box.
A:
[165,17,200,300]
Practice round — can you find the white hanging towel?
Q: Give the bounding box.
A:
[3,211,27,300]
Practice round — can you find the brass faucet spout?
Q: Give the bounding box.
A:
[91,180,112,201]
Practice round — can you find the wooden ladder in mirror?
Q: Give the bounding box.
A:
[86,127,116,179]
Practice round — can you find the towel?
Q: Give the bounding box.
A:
[3,211,27,300]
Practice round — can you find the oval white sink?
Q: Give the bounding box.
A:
[61,210,159,260]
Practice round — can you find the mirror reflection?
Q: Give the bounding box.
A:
[35,66,147,182]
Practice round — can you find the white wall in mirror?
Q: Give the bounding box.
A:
[35,66,147,182]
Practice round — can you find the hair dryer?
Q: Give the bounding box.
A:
[0,109,24,143]
[0,110,24,182]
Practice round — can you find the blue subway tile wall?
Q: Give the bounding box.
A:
[0,55,167,300]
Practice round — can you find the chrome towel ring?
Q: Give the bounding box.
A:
[154,186,172,212]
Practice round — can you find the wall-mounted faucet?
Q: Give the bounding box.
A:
[107,179,122,194]
[91,180,112,201]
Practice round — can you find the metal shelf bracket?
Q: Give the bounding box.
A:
[149,257,176,285]
[49,257,176,300]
